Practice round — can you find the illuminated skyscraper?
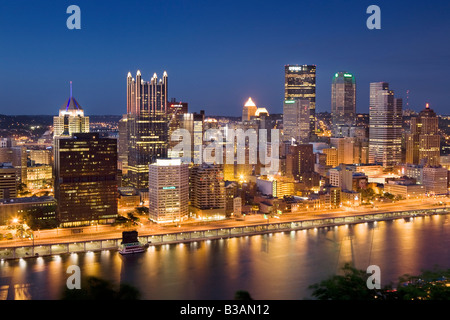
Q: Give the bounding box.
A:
[331,72,356,137]
[368,82,402,168]
[406,104,440,166]
[127,70,168,115]
[283,99,310,143]
[285,65,316,139]
[53,82,89,137]
[54,133,118,227]
[0,144,27,185]
[148,159,189,223]
[126,70,169,189]
[242,97,257,122]
[189,163,226,219]
[118,115,128,174]
[0,163,16,199]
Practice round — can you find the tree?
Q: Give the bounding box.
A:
[127,212,140,224]
[359,187,375,202]
[395,267,450,300]
[135,206,149,214]
[61,276,141,300]
[234,290,253,300]
[308,263,450,300]
[22,205,58,230]
[308,263,381,300]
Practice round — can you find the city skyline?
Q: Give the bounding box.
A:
[0,0,450,305]
[1,0,450,116]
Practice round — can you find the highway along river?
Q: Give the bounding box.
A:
[0,214,448,300]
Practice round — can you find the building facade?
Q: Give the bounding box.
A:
[368,82,402,168]
[0,163,16,199]
[126,70,169,189]
[148,159,189,223]
[189,163,226,220]
[53,82,89,137]
[285,65,316,139]
[331,72,356,137]
[283,99,310,143]
[406,104,440,166]
[54,133,118,227]
[242,97,257,122]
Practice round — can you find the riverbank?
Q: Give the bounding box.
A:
[0,206,447,261]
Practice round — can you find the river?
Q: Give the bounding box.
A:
[0,214,449,300]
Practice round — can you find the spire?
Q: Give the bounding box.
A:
[70,81,73,98]
[127,72,132,78]
[244,97,256,107]
[137,70,141,77]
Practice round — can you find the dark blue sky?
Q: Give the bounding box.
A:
[1,0,450,116]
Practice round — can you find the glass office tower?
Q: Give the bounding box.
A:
[284,65,316,139]
[331,72,356,137]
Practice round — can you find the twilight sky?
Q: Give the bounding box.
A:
[1,0,450,116]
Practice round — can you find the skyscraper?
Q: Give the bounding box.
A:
[126,70,169,189]
[286,144,315,182]
[283,99,310,143]
[368,82,402,168]
[242,97,257,122]
[54,133,118,227]
[148,159,189,223]
[285,65,316,139]
[118,115,128,174]
[0,163,16,199]
[189,163,226,219]
[331,72,356,137]
[127,70,168,115]
[0,144,27,185]
[53,82,89,137]
[406,103,440,166]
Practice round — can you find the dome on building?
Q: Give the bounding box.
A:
[255,107,269,117]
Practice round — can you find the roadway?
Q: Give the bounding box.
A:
[0,197,448,248]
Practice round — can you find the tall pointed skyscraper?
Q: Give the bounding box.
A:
[126,70,169,189]
[242,97,257,122]
[53,82,89,137]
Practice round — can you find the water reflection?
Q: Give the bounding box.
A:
[0,215,449,300]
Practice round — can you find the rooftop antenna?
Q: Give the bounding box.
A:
[70,81,73,98]
[406,89,409,109]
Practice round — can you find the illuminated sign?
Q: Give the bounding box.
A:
[344,73,353,78]
[284,100,296,104]
[163,186,176,190]
[288,66,302,71]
